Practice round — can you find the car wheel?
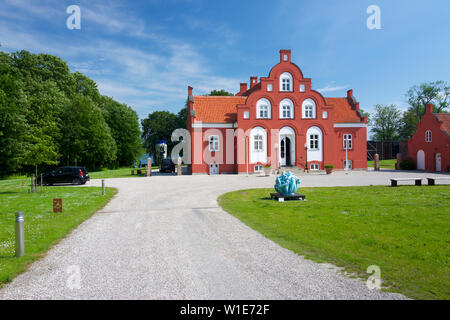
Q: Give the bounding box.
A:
[72,178,81,185]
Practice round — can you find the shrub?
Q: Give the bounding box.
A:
[325,164,334,169]
[399,158,416,170]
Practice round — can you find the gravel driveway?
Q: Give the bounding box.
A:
[2,169,441,300]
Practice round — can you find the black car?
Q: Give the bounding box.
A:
[159,158,175,173]
[42,166,90,185]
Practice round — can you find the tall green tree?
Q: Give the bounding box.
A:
[100,96,141,167]
[141,111,180,156]
[0,54,30,176]
[60,95,117,169]
[400,81,450,139]
[370,104,402,141]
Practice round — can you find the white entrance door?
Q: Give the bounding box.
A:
[417,150,425,170]
[209,163,219,175]
[435,153,441,172]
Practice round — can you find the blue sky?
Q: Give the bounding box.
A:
[1,0,449,120]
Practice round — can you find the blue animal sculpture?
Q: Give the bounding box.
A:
[274,171,301,195]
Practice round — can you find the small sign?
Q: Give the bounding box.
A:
[53,198,62,213]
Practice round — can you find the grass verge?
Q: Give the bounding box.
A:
[218,185,450,300]
[0,179,117,287]
[367,159,397,169]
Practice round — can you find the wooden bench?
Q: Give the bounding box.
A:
[427,177,450,186]
[390,178,422,187]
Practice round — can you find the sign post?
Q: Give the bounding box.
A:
[53,198,63,213]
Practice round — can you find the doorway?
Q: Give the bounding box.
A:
[435,153,441,172]
[417,150,425,170]
[280,137,292,166]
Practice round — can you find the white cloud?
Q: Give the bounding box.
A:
[317,84,349,94]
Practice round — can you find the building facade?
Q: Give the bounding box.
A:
[186,50,368,175]
[408,104,450,172]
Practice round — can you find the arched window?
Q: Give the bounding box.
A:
[279,98,294,119]
[279,72,293,92]
[256,98,271,119]
[425,130,432,142]
[302,99,316,119]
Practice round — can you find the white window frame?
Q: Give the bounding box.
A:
[300,84,305,92]
[343,134,353,150]
[279,98,294,119]
[310,163,319,171]
[254,135,264,152]
[279,72,293,92]
[322,111,328,119]
[243,111,250,119]
[302,99,316,119]
[254,165,263,172]
[344,160,352,170]
[267,84,273,92]
[425,130,432,142]
[256,98,271,119]
[209,135,219,152]
[309,134,319,150]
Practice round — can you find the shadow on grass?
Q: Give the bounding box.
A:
[0,191,21,195]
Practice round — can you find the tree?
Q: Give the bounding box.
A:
[0,54,30,176]
[141,111,180,160]
[60,95,117,169]
[370,104,402,141]
[398,81,449,140]
[209,89,234,96]
[399,109,419,140]
[100,96,141,167]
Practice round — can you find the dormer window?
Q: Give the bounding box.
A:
[280,72,293,92]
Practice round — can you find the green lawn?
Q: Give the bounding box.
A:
[368,159,397,169]
[218,186,450,300]
[88,167,158,179]
[0,179,117,287]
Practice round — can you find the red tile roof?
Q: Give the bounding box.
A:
[192,96,363,123]
[435,113,450,135]
[325,98,362,123]
[193,96,247,123]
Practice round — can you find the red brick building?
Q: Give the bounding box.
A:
[408,104,450,172]
[186,50,368,174]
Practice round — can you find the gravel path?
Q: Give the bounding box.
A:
[2,169,442,300]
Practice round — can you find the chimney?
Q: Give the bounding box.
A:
[240,83,248,93]
[250,76,257,88]
[188,86,193,96]
[347,89,353,98]
[426,104,433,114]
[280,49,291,63]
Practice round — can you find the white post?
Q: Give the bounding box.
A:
[15,211,25,257]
